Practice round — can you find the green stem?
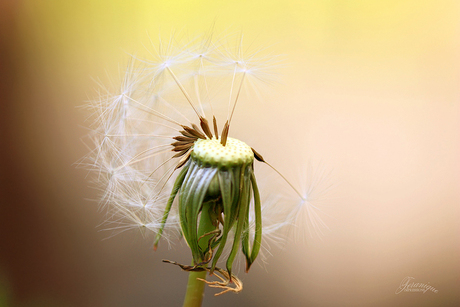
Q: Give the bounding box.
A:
[182,202,216,307]
[183,270,207,307]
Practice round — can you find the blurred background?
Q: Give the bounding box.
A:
[0,0,459,306]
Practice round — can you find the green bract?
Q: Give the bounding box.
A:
[155,136,262,276]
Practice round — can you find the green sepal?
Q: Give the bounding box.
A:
[225,165,252,278]
[184,166,207,262]
[241,204,251,268]
[245,171,262,272]
[179,161,199,257]
[153,160,191,250]
[185,166,218,263]
[210,169,238,272]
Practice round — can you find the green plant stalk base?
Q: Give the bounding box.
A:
[183,270,208,307]
[182,201,216,307]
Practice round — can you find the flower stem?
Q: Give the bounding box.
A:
[183,270,208,307]
[182,201,216,307]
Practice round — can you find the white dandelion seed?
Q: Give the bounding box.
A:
[286,162,335,242]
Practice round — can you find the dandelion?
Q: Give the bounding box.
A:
[83,31,330,306]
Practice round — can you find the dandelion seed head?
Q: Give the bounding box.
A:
[81,30,332,285]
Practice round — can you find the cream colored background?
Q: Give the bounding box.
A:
[0,1,458,306]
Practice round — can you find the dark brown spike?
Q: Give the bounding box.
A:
[199,116,213,139]
[220,120,229,146]
[172,143,194,152]
[173,135,197,142]
[192,123,207,139]
[182,125,206,139]
[251,147,265,162]
[171,140,194,147]
[179,129,196,139]
[213,116,219,139]
[172,149,190,158]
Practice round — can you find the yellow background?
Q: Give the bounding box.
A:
[1,0,458,306]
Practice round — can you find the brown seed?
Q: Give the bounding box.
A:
[172,143,194,152]
[251,147,265,162]
[192,124,207,139]
[171,140,193,147]
[172,150,190,158]
[179,129,196,139]
[200,116,213,139]
[220,120,229,146]
[173,135,197,142]
[213,116,219,139]
[183,124,206,139]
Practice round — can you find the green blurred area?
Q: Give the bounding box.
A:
[0,270,10,307]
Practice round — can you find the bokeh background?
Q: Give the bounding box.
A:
[1,0,459,306]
